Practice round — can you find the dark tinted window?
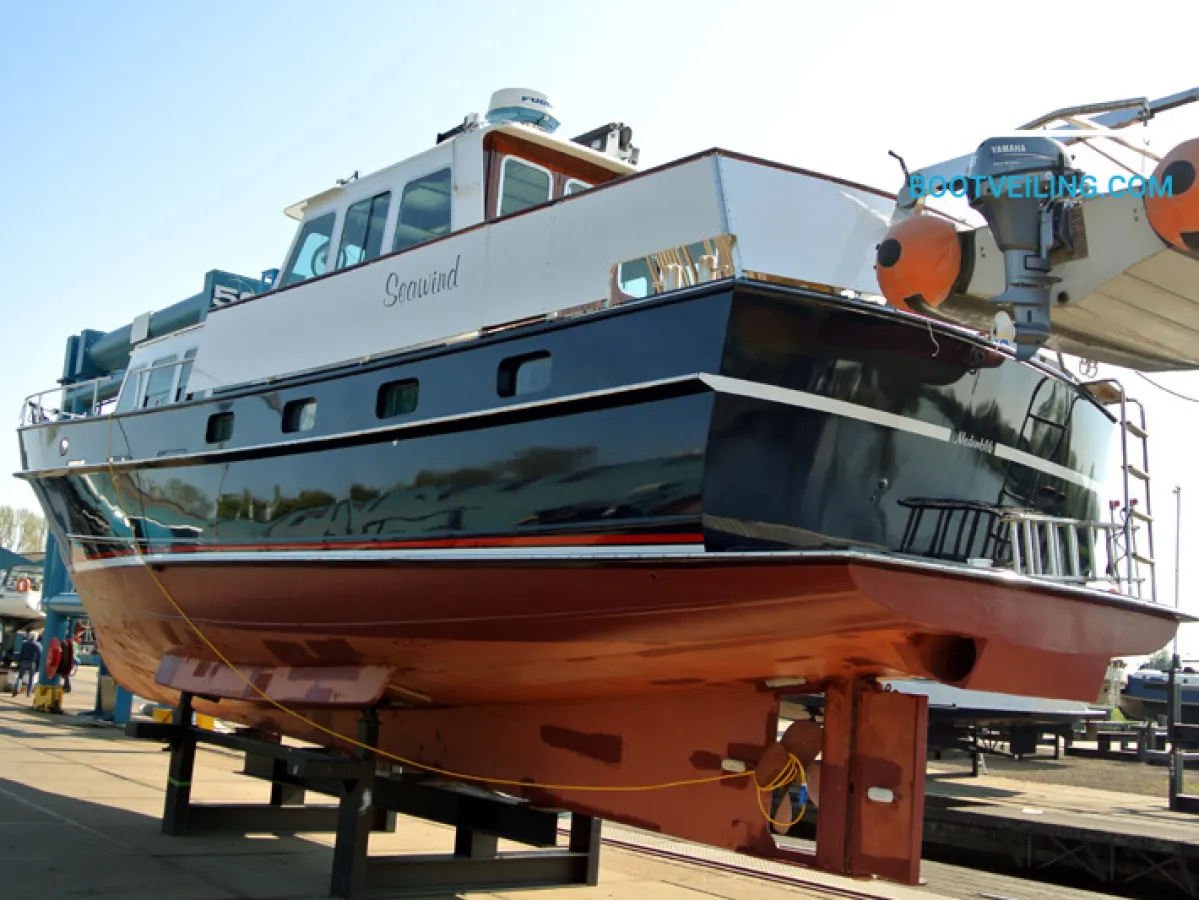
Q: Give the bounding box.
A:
[394,169,452,252]
[283,398,317,433]
[498,352,551,397]
[206,412,234,443]
[338,192,391,269]
[175,349,198,402]
[499,158,551,216]
[377,380,419,418]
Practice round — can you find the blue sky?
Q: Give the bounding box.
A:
[3,1,1199,650]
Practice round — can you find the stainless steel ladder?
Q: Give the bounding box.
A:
[1003,510,1125,589]
[1082,379,1157,602]
[987,374,1077,563]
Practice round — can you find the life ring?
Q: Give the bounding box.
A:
[45,638,62,676]
[15,578,31,593]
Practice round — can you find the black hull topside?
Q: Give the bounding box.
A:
[21,281,1115,573]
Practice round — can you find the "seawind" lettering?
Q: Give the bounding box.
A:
[384,255,461,307]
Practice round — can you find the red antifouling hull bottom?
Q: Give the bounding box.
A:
[71,555,1181,885]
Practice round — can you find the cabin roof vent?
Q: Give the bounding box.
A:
[485,88,560,134]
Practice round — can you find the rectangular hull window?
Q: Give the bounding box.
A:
[377,379,420,418]
[282,398,317,433]
[498,352,551,397]
[206,412,234,443]
[394,169,452,252]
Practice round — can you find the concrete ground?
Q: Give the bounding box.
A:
[0,667,1117,900]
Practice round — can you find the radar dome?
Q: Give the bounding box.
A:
[486,88,560,133]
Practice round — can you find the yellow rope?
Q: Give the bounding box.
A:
[754,753,808,828]
[100,414,808,817]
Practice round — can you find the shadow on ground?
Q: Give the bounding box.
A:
[0,778,466,900]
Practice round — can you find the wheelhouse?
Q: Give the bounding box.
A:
[275,120,636,292]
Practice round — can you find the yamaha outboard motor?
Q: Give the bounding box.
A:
[967,137,1079,359]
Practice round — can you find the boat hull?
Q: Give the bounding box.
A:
[1118,674,1199,724]
[76,554,1175,710]
[1117,694,1199,724]
[68,550,1178,869]
[0,590,43,625]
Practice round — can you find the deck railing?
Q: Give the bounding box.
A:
[1002,510,1140,595]
[898,498,1149,599]
[20,357,195,427]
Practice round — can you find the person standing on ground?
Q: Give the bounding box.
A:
[60,635,75,693]
[12,631,40,697]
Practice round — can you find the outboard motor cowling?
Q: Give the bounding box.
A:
[967,137,1079,359]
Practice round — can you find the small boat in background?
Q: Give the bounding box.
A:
[0,554,44,664]
[1120,659,1199,723]
[0,557,43,626]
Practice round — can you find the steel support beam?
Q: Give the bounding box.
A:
[815,678,929,885]
[131,700,600,900]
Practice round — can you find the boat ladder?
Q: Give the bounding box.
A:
[985,373,1078,563]
[1082,379,1157,602]
[1002,510,1126,590]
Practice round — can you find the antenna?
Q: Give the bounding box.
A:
[1174,485,1183,668]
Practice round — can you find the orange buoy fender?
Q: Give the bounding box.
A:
[875,215,963,311]
[1145,138,1199,258]
[45,638,62,676]
[15,578,31,592]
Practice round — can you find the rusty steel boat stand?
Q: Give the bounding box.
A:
[803,678,930,887]
[126,694,601,899]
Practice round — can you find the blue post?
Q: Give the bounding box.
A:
[37,533,71,695]
[41,532,71,599]
[113,679,133,726]
[38,606,66,690]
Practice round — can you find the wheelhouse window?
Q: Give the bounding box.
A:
[174,349,198,402]
[394,169,452,252]
[497,352,552,397]
[337,192,391,269]
[281,212,336,287]
[565,179,591,196]
[116,366,145,413]
[377,379,419,418]
[283,398,317,433]
[498,157,552,217]
[142,356,178,409]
